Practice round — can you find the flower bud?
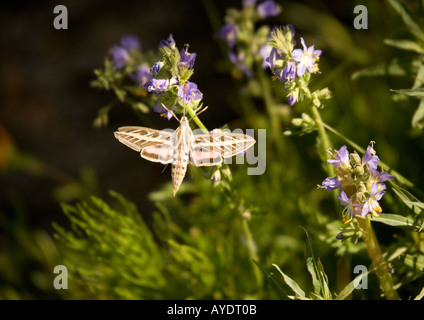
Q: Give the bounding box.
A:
[353,165,365,176]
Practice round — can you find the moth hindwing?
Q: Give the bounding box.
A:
[114,116,256,196]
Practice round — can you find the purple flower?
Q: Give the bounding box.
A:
[361,183,385,217]
[338,191,359,223]
[159,34,176,49]
[287,91,298,106]
[327,145,350,169]
[150,62,164,75]
[111,45,130,69]
[120,35,141,51]
[111,35,141,69]
[153,103,173,120]
[259,44,273,69]
[321,177,341,191]
[170,76,180,86]
[179,49,197,69]
[377,171,394,183]
[178,81,203,103]
[263,47,283,76]
[292,37,322,77]
[280,61,296,82]
[243,0,257,6]
[219,24,237,48]
[144,78,170,92]
[257,1,281,19]
[131,65,152,85]
[228,51,254,78]
[362,145,380,175]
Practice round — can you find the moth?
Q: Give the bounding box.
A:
[114,105,256,196]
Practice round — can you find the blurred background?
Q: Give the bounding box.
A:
[1,0,423,299]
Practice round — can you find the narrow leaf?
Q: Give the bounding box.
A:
[351,60,407,80]
[387,0,424,41]
[253,260,290,300]
[335,269,370,300]
[372,213,415,228]
[302,228,332,300]
[404,253,424,270]
[390,88,424,98]
[272,264,310,300]
[414,286,424,300]
[384,39,424,54]
[412,99,424,129]
[392,186,424,214]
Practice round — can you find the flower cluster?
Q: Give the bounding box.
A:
[92,34,204,126]
[218,0,281,78]
[144,34,203,119]
[319,143,394,224]
[111,35,142,69]
[264,25,330,107]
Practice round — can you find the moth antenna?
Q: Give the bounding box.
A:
[161,103,180,123]
[162,163,169,174]
[189,106,208,122]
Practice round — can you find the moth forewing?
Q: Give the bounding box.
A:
[114,126,172,152]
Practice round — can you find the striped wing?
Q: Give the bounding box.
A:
[114,126,173,164]
[190,132,256,166]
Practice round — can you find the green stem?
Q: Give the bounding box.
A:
[356,215,400,300]
[311,106,334,177]
[242,215,263,290]
[184,104,208,133]
[256,67,281,138]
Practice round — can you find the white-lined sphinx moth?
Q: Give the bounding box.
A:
[114,107,256,196]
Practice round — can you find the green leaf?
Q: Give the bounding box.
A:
[387,0,424,41]
[131,102,150,114]
[335,269,370,300]
[113,87,127,102]
[390,88,424,98]
[412,99,424,129]
[272,264,310,300]
[415,286,424,300]
[392,186,424,215]
[403,253,424,270]
[372,213,417,229]
[302,228,332,300]
[351,59,407,80]
[93,104,113,128]
[384,39,424,54]
[253,260,290,300]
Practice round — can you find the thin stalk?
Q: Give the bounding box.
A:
[242,216,263,290]
[356,215,400,300]
[184,104,208,133]
[311,105,334,177]
[256,66,281,138]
